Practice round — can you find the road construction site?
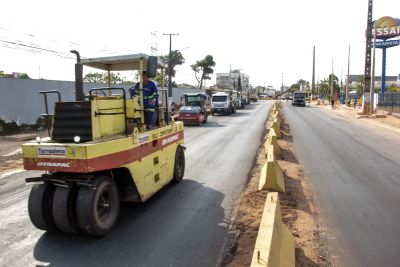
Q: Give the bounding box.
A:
[1,98,400,266]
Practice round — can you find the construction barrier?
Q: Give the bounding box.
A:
[251,192,295,267]
[264,128,281,157]
[271,118,281,139]
[259,145,285,192]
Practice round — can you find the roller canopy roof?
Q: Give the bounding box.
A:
[80,53,165,71]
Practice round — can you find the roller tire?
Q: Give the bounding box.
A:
[76,176,120,236]
[28,183,58,232]
[172,145,185,183]
[52,186,81,234]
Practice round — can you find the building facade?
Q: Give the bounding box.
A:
[216,70,249,90]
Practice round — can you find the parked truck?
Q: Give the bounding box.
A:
[211,91,237,115]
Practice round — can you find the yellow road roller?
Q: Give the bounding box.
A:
[22,52,185,235]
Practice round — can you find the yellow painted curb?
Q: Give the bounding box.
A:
[264,129,281,157]
[251,192,295,267]
[259,145,285,192]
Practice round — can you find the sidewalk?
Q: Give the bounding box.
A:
[311,101,400,130]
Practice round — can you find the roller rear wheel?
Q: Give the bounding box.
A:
[76,176,120,236]
[28,183,57,232]
[52,186,81,234]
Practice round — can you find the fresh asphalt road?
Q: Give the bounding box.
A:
[284,103,400,267]
[0,100,272,267]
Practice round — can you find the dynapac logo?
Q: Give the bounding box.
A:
[37,162,71,168]
[162,134,179,146]
[37,147,66,157]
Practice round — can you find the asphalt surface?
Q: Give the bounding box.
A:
[0,100,272,267]
[284,103,400,267]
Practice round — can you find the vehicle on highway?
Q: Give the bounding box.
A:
[176,93,208,125]
[211,91,237,115]
[21,52,185,236]
[292,91,306,106]
[241,91,250,106]
[249,91,258,102]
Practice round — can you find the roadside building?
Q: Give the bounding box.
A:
[216,70,249,90]
[346,74,400,89]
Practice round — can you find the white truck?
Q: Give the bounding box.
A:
[211,91,237,115]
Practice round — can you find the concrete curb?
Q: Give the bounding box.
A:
[251,192,295,267]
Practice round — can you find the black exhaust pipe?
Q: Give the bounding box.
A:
[70,50,84,101]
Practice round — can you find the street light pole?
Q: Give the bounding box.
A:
[163,33,179,97]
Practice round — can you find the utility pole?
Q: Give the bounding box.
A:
[330,59,334,101]
[363,0,373,114]
[345,45,350,105]
[229,64,232,90]
[281,72,284,92]
[341,68,343,102]
[312,45,315,95]
[370,22,377,114]
[163,33,179,97]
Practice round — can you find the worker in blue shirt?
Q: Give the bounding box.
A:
[130,71,158,129]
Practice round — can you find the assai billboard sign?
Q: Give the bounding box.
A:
[375,39,400,48]
[372,16,400,39]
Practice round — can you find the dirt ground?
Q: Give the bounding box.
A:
[222,104,330,267]
[0,137,24,175]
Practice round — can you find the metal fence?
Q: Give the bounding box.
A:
[377,92,400,114]
[0,77,203,129]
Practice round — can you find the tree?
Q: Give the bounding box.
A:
[83,72,122,84]
[289,83,300,92]
[191,55,216,89]
[154,71,177,87]
[297,79,309,88]
[0,69,4,77]
[161,50,185,79]
[319,74,340,98]
[19,73,30,79]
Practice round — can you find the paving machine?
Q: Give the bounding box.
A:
[22,52,185,236]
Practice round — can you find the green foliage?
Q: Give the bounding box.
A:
[289,84,300,92]
[19,73,30,79]
[387,85,400,92]
[297,79,309,88]
[191,55,216,89]
[318,74,340,98]
[154,71,177,87]
[0,69,4,77]
[83,72,123,84]
[161,50,185,78]
[289,79,309,93]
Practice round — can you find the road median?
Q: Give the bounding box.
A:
[222,101,330,267]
